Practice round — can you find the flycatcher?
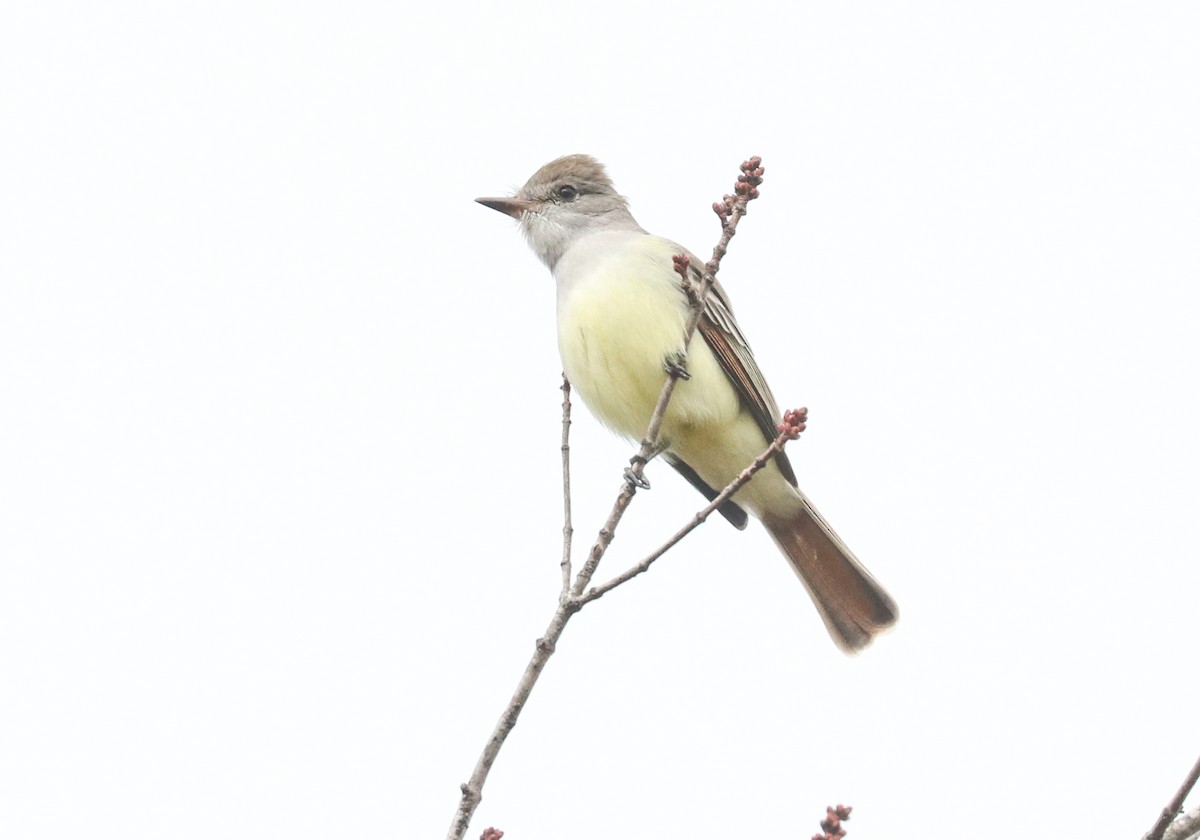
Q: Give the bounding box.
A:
[477,155,897,653]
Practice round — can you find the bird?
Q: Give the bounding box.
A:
[476,154,897,653]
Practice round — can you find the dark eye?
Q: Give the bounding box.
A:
[556,184,578,202]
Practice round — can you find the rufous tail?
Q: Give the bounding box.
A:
[762,496,898,654]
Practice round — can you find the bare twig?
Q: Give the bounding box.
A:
[446,600,575,840]
[709,155,764,276]
[446,157,765,840]
[559,376,573,595]
[1144,754,1200,840]
[578,408,807,605]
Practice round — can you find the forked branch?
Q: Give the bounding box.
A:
[577,408,807,605]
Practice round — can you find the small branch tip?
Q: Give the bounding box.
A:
[812,804,852,840]
[777,407,809,440]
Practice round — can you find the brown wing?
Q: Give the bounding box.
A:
[682,252,799,488]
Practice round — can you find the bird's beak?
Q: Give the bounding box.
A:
[475,196,538,219]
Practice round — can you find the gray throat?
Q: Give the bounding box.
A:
[523,207,645,272]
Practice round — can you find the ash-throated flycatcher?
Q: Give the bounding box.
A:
[477,155,897,653]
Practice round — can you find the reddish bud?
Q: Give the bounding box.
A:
[672,253,690,281]
[777,407,808,440]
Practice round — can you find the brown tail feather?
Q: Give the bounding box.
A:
[762,499,897,654]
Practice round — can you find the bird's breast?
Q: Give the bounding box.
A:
[554,235,739,440]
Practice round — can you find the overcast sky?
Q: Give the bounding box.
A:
[2,2,1199,838]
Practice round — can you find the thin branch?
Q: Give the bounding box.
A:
[445,606,574,840]
[708,155,764,276]
[578,408,807,605]
[1144,754,1200,840]
[559,376,573,595]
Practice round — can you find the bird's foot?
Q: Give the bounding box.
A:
[624,439,672,492]
[664,351,691,380]
[623,467,651,490]
[623,441,669,490]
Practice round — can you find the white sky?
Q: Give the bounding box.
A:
[2,2,1198,838]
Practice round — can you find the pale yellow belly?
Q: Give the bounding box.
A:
[556,237,796,517]
[556,238,736,436]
